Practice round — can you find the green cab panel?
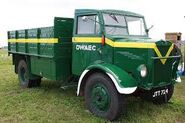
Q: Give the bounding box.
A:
[87,63,138,88]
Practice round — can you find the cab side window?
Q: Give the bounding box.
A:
[77,15,100,35]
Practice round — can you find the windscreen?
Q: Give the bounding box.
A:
[126,16,146,36]
[103,13,146,36]
[103,13,128,35]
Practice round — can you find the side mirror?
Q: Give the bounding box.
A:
[146,25,154,34]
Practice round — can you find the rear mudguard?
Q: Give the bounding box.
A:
[77,63,138,95]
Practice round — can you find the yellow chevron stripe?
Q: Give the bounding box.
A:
[105,38,156,48]
[8,38,58,43]
[154,44,174,64]
[73,37,156,48]
[73,37,174,65]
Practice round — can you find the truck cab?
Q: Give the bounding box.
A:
[73,9,181,120]
[73,9,180,92]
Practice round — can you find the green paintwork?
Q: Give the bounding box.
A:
[75,9,144,17]
[72,9,180,90]
[87,63,138,88]
[8,9,180,92]
[91,83,110,111]
[72,42,103,75]
[8,17,74,81]
[113,40,177,89]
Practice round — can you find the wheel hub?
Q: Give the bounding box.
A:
[91,84,110,111]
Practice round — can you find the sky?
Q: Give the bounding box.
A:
[0,0,185,46]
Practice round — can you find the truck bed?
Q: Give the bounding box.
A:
[8,17,74,81]
[8,17,73,58]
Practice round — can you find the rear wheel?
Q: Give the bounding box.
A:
[18,60,31,88]
[18,60,41,88]
[141,84,174,104]
[84,73,124,121]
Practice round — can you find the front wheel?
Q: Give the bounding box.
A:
[84,73,125,121]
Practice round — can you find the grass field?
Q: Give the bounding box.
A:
[0,49,185,123]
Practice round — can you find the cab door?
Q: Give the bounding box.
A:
[72,14,102,75]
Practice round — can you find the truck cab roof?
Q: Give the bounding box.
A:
[75,9,144,17]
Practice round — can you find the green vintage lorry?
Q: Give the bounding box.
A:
[8,9,182,120]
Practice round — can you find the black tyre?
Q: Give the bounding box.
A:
[18,60,31,88]
[18,60,42,88]
[84,73,124,121]
[141,84,174,104]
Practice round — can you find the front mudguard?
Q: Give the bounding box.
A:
[77,63,138,95]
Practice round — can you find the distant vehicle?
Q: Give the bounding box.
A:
[3,46,8,49]
[8,9,182,121]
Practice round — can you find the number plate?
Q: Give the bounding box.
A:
[153,89,168,98]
